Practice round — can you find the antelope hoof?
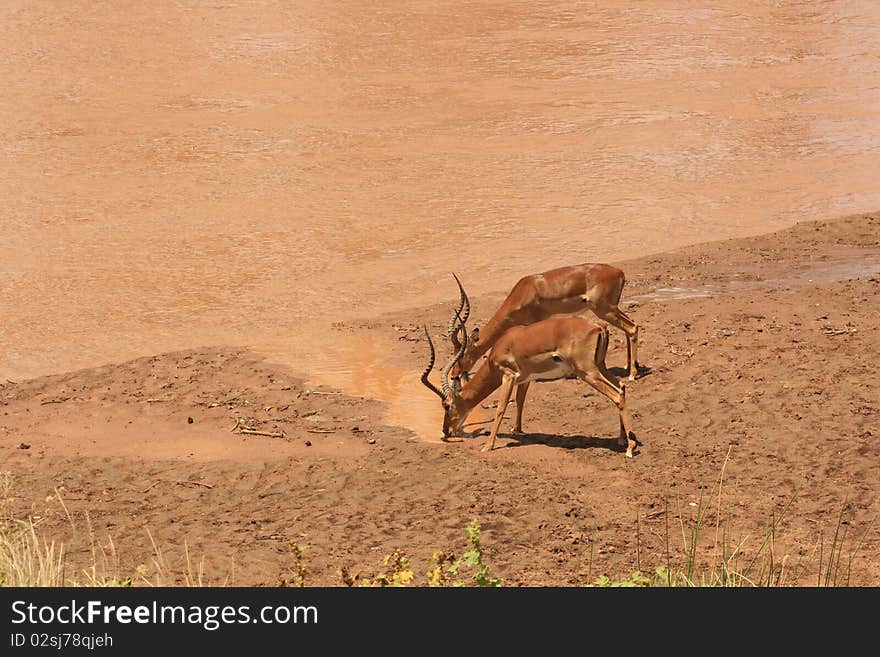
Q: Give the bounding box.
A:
[629,363,645,381]
[480,443,494,453]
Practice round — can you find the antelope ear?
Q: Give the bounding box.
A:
[470,327,480,344]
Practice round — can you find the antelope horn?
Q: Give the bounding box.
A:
[447,274,467,348]
[420,326,445,400]
[452,272,471,328]
[441,307,468,398]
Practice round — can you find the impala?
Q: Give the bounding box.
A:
[450,263,641,383]
[421,309,637,458]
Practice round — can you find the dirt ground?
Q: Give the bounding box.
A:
[3,212,878,585]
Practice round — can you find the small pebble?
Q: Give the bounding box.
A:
[187,416,194,424]
[304,440,312,447]
[18,442,30,450]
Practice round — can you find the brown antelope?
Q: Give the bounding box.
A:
[421,308,637,458]
[450,264,641,383]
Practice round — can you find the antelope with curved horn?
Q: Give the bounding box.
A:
[451,264,641,383]
[421,282,637,457]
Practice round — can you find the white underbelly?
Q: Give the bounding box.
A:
[520,360,574,384]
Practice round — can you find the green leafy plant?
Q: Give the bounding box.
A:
[449,521,501,587]
[591,570,653,587]
[341,548,415,587]
[279,542,309,587]
[344,521,501,587]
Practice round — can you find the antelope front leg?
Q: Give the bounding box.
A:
[513,381,531,434]
[483,374,516,452]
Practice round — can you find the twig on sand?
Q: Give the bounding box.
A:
[822,327,857,336]
[230,418,284,438]
[40,397,69,405]
[208,397,240,408]
[230,418,285,438]
[175,480,214,489]
[304,390,342,396]
[240,428,285,438]
[143,479,214,492]
[144,398,169,403]
[306,428,334,434]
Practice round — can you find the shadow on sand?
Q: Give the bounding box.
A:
[607,364,652,380]
[493,430,642,456]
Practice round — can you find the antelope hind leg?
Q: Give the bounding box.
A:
[617,385,637,458]
[595,306,640,380]
[581,371,637,458]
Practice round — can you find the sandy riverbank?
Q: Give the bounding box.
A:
[2,212,877,585]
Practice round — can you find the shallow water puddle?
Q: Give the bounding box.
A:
[627,254,880,305]
[258,331,498,443]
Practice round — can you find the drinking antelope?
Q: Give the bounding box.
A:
[451,264,641,383]
[421,300,637,458]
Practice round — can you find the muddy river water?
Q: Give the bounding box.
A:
[2,2,879,436]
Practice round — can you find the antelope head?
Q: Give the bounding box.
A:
[421,301,472,438]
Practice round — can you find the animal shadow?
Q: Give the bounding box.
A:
[501,431,641,456]
[607,363,652,379]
